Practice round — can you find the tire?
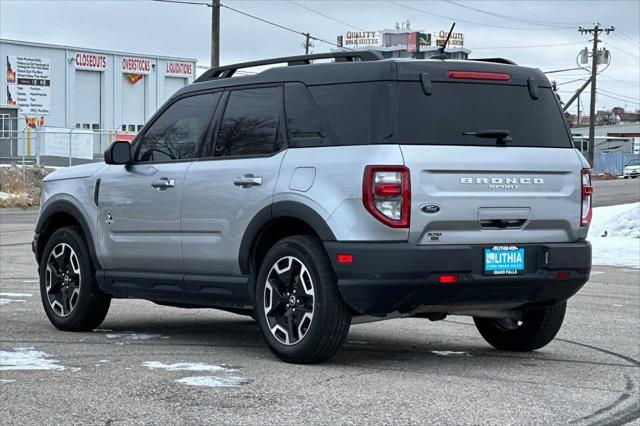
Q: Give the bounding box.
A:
[255,235,351,364]
[474,301,566,352]
[39,226,111,331]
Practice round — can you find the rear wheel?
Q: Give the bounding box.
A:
[39,226,111,331]
[255,236,351,364]
[474,302,566,351]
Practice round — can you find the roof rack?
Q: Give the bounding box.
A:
[471,58,518,65]
[195,51,385,82]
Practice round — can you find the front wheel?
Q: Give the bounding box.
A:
[39,226,111,331]
[474,302,566,352]
[255,236,351,364]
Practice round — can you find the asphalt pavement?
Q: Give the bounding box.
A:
[593,178,640,207]
[0,180,639,425]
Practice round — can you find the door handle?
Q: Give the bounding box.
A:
[151,178,175,190]
[233,174,263,188]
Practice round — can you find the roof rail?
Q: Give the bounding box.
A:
[471,57,518,65]
[195,51,385,82]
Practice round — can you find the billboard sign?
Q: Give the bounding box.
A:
[435,30,464,47]
[6,55,51,115]
[407,32,418,53]
[344,31,382,48]
[417,33,431,50]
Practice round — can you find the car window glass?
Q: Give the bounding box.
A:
[307,83,372,146]
[136,93,219,162]
[284,83,334,147]
[214,87,282,157]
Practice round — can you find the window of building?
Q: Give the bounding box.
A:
[0,114,11,139]
[213,86,282,157]
[136,93,220,162]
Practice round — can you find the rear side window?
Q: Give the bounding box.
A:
[396,82,572,148]
[136,93,219,162]
[284,83,335,147]
[214,86,283,157]
[308,83,372,145]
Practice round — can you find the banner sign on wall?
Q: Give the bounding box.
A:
[74,52,107,71]
[6,55,51,115]
[165,61,193,78]
[122,57,151,75]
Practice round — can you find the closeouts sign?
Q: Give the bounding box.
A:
[74,52,107,71]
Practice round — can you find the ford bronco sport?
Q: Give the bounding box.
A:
[33,51,592,363]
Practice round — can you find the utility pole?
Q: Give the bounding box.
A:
[578,24,614,166]
[304,33,311,55]
[211,0,220,68]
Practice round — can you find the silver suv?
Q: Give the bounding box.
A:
[33,52,592,363]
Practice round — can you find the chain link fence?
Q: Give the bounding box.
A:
[1,117,136,174]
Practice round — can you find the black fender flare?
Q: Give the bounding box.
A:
[35,199,102,269]
[238,201,336,276]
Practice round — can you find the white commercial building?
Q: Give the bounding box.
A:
[0,39,196,161]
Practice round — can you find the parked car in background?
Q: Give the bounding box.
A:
[623,159,640,178]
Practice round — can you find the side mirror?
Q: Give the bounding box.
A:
[104,141,132,165]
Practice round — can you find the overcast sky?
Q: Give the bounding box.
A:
[1,0,638,113]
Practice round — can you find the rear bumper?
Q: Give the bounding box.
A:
[324,241,591,315]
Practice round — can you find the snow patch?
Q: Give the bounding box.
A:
[142,361,233,372]
[0,379,15,383]
[105,332,164,341]
[430,350,469,357]
[0,348,65,371]
[175,376,250,387]
[0,293,32,297]
[0,298,26,306]
[589,203,640,269]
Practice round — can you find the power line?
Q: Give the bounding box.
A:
[151,0,208,5]
[597,88,640,102]
[444,0,578,29]
[615,30,640,47]
[385,0,570,31]
[470,42,583,50]
[557,77,590,86]
[597,91,640,104]
[150,0,348,52]
[544,67,585,74]
[288,1,367,32]
[602,41,640,59]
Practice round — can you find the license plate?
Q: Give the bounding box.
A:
[484,246,525,275]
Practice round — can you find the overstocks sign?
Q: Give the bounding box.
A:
[344,31,381,47]
[6,56,51,115]
[122,57,151,75]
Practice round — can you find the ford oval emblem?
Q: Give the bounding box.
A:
[421,204,440,214]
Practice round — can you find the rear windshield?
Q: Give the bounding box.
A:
[396,82,572,148]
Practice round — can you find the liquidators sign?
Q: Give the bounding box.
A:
[6,56,51,115]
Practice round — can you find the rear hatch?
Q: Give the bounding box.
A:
[395,61,585,245]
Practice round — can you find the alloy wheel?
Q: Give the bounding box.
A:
[263,256,315,345]
[45,243,81,317]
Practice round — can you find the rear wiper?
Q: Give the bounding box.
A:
[462,129,512,145]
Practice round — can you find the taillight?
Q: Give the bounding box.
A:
[363,165,410,228]
[448,71,511,81]
[581,168,593,227]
